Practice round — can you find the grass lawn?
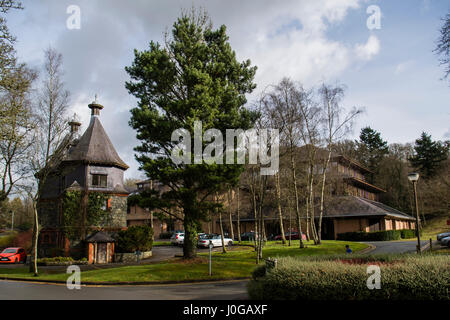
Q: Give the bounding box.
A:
[0,240,368,283]
[152,241,172,246]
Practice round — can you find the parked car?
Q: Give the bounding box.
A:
[0,247,27,264]
[198,233,208,240]
[170,232,184,245]
[440,236,450,246]
[198,234,233,248]
[437,232,450,241]
[273,232,306,241]
[239,232,256,241]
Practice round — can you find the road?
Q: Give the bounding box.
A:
[0,245,249,300]
[363,240,429,254]
[0,279,249,300]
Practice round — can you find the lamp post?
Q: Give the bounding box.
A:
[407,172,421,254]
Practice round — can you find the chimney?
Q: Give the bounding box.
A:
[88,94,104,117]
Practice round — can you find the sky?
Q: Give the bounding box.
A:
[5,0,450,179]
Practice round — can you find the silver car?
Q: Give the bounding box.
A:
[170,232,184,245]
[437,232,450,241]
[198,234,233,248]
[440,236,450,247]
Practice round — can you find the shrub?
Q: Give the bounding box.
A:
[247,254,450,300]
[116,225,154,253]
[16,222,33,232]
[10,230,33,251]
[400,229,416,239]
[0,233,15,249]
[0,231,32,251]
[38,256,74,263]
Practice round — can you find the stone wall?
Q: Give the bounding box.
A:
[108,195,127,228]
[114,250,152,263]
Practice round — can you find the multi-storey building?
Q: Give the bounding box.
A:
[318,152,416,239]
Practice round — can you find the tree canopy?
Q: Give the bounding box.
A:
[125,9,257,258]
[409,132,449,178]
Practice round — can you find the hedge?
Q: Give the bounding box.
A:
[116,225,154,253]
[337,229,420,241]
[248,254,450,300]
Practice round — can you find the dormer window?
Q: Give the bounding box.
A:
[92,174,107,187]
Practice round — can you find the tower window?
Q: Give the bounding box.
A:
[92,174,107,187]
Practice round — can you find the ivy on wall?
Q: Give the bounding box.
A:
[62,191,110,240]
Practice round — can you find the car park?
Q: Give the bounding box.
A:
[198,234,233,248]
[0,247,27,264]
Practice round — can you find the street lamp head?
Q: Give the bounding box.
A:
[408,172,419,182]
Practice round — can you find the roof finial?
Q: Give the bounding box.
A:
[68,112,81,133]
[88,95,104,117]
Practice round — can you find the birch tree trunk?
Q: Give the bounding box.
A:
[317,151,332,244]
[216,193,227,253]
[275,172,286,244]
[290,150,304,249]
[29,198,39,275]
[236,187,241,244]
[227,189,234,241]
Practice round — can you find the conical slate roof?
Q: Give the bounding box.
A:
[85,231,115,243]
[65,115,129,170]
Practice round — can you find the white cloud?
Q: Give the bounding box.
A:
[395,60,415,75]
[11,0,385,177]
[354,34,380,61]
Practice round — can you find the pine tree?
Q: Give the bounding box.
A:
[125,9,257,259]
[356,127,388,183]
[409,132,449,178]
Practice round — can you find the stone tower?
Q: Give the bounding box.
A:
[38,99,129,258]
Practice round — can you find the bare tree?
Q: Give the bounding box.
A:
[243,164,268,263]
[0,0,28,203]
[261,78,306,248]
[295,85,322,244]
[27,47,70,275]
[36,47,70,162]
[0,63,36,203]
[316,83,363,244]
[434,12,450,81]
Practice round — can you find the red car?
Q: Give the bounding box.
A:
[274,232,306,241]
[0,247,27,264]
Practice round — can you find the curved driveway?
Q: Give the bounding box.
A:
[363,240,429,254]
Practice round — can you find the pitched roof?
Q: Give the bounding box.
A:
[85,231,115,243]
[65,117,128,170]
[322,196,415,220]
